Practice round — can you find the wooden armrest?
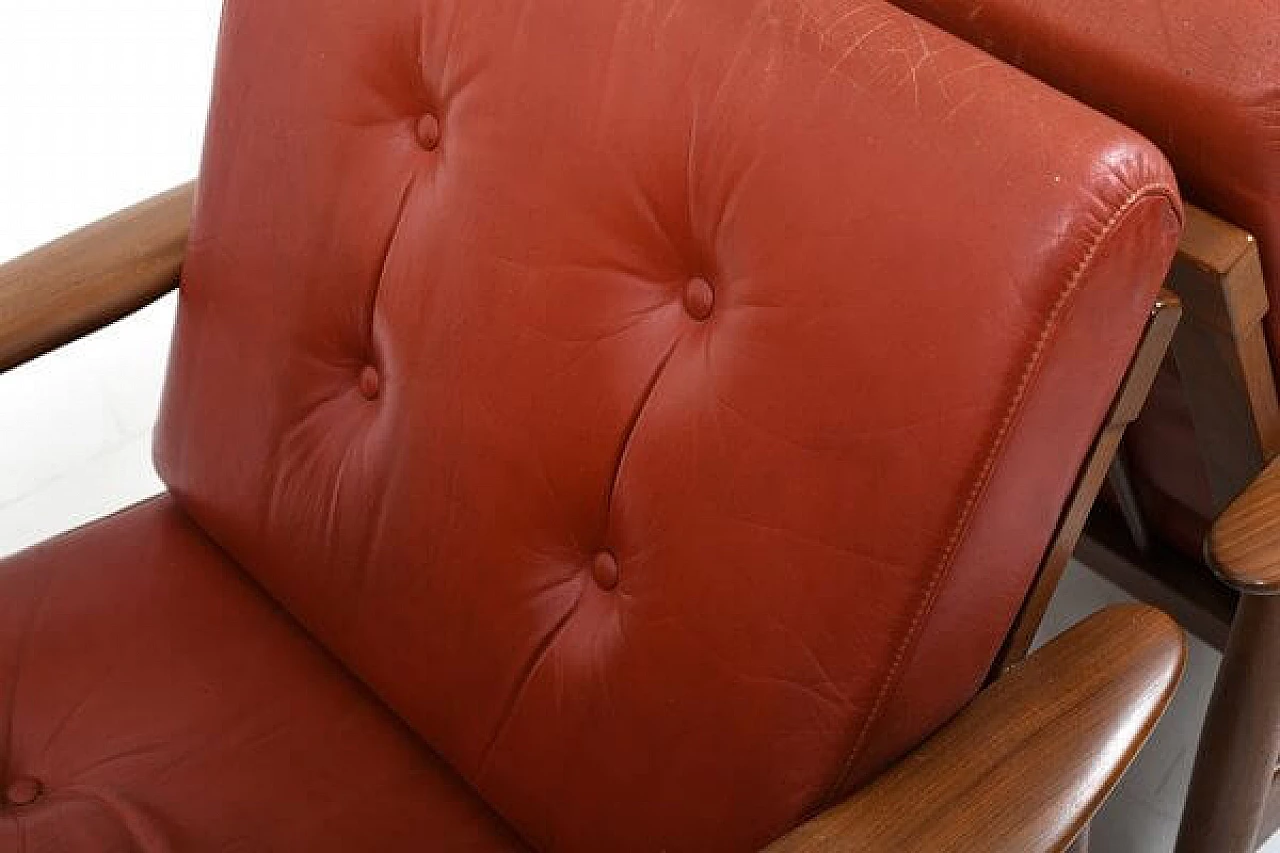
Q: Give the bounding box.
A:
[1209,456,1280,593]
[0,181,195,372]
[764,605,1185,853]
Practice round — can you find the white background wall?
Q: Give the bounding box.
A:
[0,0,221,555]
[0,3,1273,852]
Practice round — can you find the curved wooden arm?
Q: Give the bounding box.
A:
[1208,457,1280,594]
[0,181,195,372]
[764,605,1185,853]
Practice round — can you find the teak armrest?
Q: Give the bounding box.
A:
[764,605,1185,853]
[0,181,195,373]
[1209,457,1280,594]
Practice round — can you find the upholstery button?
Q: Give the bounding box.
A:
[592,551,620,591]
[358,364,381,400]
[5,778,41,807]
[416,113,441,151]
[683,277,715,321]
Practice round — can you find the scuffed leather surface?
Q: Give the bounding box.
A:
[151,0,1183,849]
[0,497,525,852]
[891,0,1280,367]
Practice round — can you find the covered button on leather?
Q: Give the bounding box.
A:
[5,778,42,807]
[358,364,381,400]
[683,277,714,321]
[416,113,441,151]
[592,551,620,591]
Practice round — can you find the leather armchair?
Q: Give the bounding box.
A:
[0,0,1186,850]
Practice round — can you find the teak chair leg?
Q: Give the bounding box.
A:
[1176,594,1280,853]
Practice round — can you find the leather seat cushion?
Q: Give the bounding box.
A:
[0,496,526,852]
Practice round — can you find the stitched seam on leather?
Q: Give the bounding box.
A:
[823,182,1180,802]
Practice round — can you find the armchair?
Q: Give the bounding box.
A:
[0,0,1187,849]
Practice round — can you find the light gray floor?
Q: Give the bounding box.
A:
[0,296,1277,853]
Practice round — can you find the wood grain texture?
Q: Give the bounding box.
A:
[1209,456,1280,593]
[0,181,194,373]
[1168,204,1279,514]
[1255,769,1280,847]
[764,605,1185,853]
[1077,206,1274,631]
[1179,204,1258,280]
[1176,594,1280,853]
[1081,505,1235,651]
[1161,207,1280,853]
[995,292,1181,671]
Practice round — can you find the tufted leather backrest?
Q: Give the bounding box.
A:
[155,0,1181,849]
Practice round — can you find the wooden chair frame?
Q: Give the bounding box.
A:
[1079,205,1278,650]
[1039,202,1280,853]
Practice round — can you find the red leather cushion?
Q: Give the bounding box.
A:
[155,0,1181,849]
[890,0,1280,370]
[0,497,524,852]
